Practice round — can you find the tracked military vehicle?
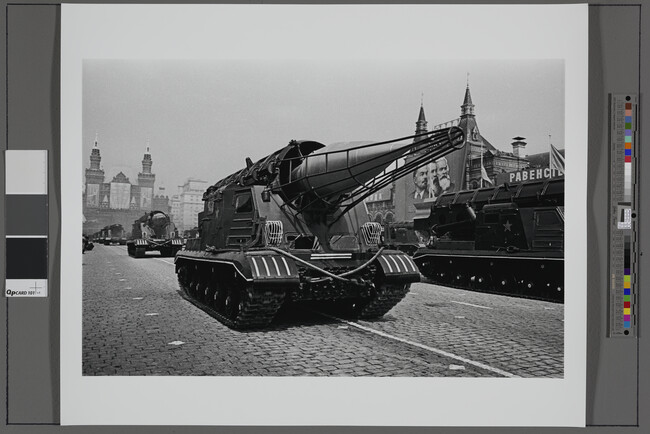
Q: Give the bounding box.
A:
[175,127,465,329]
[412,177,564,302]
[127,210,182,258]
[381,221,427,256]
[99,224,126,245]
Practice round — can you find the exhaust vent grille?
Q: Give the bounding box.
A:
[265,221,284,246]
[361,222,382,246]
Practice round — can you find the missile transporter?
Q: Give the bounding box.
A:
[412,177,564,302]
[99,224,126,245]
[127,210,182,258]
[175,127,465,329]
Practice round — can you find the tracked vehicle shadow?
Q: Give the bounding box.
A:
[176,289,341,331]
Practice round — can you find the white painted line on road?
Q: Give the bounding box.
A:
[454,316,465,319]
[449,364,466,371]
[319,312,519,378]
[450,301,493,310]
[132,297,143,300]
[153,257,175,265]
[168,341,185,346]
[544,307,555,310]
[118,279,126,281]
[145,313,159,316]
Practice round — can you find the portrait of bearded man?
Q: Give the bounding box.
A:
[432,156,456,195]
[427,161,438,200]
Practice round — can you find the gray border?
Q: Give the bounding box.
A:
[1,1,648,433]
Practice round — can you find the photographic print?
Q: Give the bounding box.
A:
[62,4,587,426]
[81,58,565,377]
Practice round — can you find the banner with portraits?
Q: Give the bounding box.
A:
[397,145,470,220]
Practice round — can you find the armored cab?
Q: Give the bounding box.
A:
[90,230,102,243]
[175,127,465,329]
[182,227,199,247]
[98,226,110,244]
[412,178,564,302]
[127,210,182,258]
[100,224,126,245]
[381,221,427,256]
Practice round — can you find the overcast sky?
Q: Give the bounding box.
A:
[82,59,564,194]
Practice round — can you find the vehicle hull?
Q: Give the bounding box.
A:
[413,249,564,302]
[175,248,419,329]
[127,238,183,258]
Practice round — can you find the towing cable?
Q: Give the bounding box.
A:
[267,246,385,284]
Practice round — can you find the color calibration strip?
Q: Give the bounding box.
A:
[608,94,637,337]
[4,150,48,297]
[623,235,631,329]
[624,102,633,202]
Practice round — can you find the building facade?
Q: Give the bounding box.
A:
[153,186,172,215]
[83,138,164,235]
[171,178,209,233]
[366,83,562,223]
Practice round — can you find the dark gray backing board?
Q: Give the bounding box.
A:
[4,2,60,426]
[1,1,647,433]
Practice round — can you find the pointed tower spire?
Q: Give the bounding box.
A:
[89,133,102,170]
[418,104,426,123]
[461,76,475,117]
[141,140,153,175]
[414,99,428,142]
[138,139,156,200]
[85,132,105,191]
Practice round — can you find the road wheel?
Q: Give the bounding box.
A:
[210,281,224,313]
[552,283,564,302]
[224,288,241,320]
[453,270,468,287]
[177,265,190,294]
[196,277,209,303]
[470,274,489,291]
[520,279,535,296]
[496,273,515,294]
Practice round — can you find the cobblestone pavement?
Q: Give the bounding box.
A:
[83,245,563,378]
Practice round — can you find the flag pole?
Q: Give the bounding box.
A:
[479,140,483,188]
[548,134,552,175]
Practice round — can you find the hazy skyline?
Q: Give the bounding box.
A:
[83,59,564,194]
